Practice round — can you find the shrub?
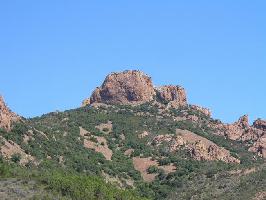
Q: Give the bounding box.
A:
[11,153,21,163]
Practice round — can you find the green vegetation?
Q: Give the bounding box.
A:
[11,153,21,163]
[0,158,148,200]
[0,103,265,200]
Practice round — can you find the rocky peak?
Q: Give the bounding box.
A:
[253,119,266,131]
[88,70,155,105]
[0,96,20,131]
[236,115,250,128]
[83,70,188,108]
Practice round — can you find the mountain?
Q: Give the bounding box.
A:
[0,70,265,200]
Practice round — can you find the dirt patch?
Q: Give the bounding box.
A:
[84,137,113,160]
[132,157,176,182]
[23,130,34,144]
[79,127,90,137]
[95,121,113,134]
[80,127,113,160]
[132,157,158,182]
[124,149,134,156]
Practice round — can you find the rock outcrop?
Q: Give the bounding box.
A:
[253,119,266,131]
[156,85,187,108]
[190,105,212,117]
[83,70,188,108]
[151,129,240,163]
[211,115,266,158]
[0,96,20,131]
[88,70,155,105]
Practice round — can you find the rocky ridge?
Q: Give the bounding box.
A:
[152,129,240,163]
[0,96,20,131]
[82,70,265,159]
[211,115,266,158]
[82,70,188,108]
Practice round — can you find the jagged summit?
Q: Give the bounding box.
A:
[82,70,188,108]
[0,95,20,131]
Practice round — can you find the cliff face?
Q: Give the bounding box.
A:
[83,70,188,108]
[0,96,20,131]
[89,70,155,105]
[156,85,187,108]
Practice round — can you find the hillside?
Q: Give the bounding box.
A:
[0,70,265,200]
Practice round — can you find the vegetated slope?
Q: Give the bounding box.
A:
[0,70,265,200]
[1,102,265,200]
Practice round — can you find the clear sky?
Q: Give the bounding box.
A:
[0,1,265,123]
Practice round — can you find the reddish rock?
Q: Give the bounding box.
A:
[86,70,155,105]
[156,85,187,108]
[82,70,188,108]
[253,119,266,131]
[152,129,240,163]
[190,105,212,117]
[0,96,20,131]
[237,114,250,128]
[210,115,266,158]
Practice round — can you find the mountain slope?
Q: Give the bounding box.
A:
[0,70,265,200]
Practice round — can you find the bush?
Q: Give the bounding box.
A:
[11,153,21,163]
[147,166,160,174]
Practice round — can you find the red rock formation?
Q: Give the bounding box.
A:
[82,70,188,108]
[0,96,20,131]
[253,119,266,131]
[211,115,266,158]
[190,105,212,117]
[152,129,240,163]
[156,85,187,108]
[216,115,257,141]
[88,70,155,105]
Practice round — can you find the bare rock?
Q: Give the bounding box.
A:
[223,115,255,141]
[155,85,187,108]
[88,70,155,105]
[0,96,20,131]
[210,115,266,158]
[190,105,212,117]
[152,129,240,163]
[253,119,266,131]
[81,98,90,107]
[82,70,188,107]
[249,135,266,158]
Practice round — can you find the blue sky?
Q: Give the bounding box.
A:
[0,1,265,123]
